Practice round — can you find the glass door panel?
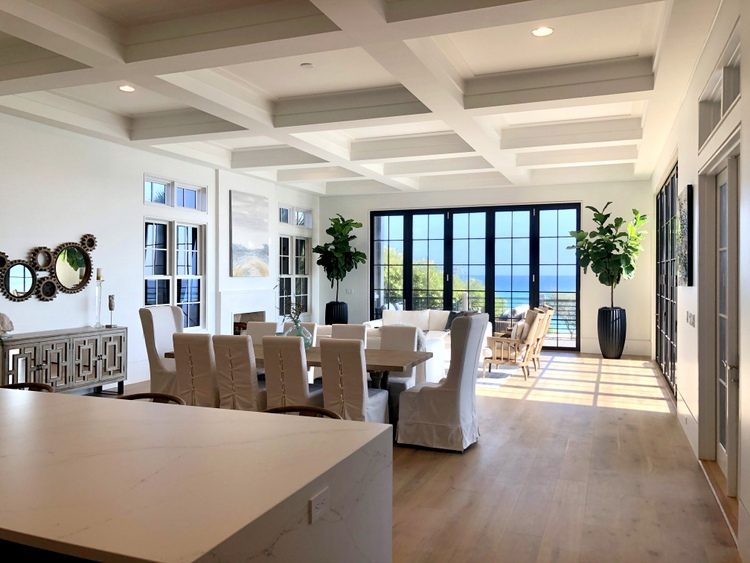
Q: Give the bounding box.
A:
[494,210,531,333]
[452,212,486,312]
[412,213,445,310]
[372,215,405,317]
[538,209,578,347]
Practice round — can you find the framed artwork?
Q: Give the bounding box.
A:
[676,184,693,286]
[230,191,269,277]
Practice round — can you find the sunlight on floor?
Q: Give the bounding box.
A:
[476,353,674,414]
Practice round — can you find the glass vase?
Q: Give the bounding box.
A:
[284,322,313,349]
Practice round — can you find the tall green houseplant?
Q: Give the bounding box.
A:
[570,202,647,358]
[313,214,367,324]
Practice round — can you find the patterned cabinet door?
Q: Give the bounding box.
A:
[99,331,127,381]
[37,339,71,390]
[3,344,39,385]
[72,336,100,385]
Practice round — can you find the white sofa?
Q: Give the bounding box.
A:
[363,309,492,381]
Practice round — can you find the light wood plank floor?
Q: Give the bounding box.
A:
[393,353,739,563]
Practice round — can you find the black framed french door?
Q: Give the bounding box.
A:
[371,202,580,350]
[655,165,678,395]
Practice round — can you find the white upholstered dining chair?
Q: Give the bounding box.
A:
[139,306,183,395]
[380,325,418,419]
[173,333,219,407]
[263,336,323,409]
[398,314,489,451]
[212,335,266,411]
[331,324,367,346]
[320,338,388,423]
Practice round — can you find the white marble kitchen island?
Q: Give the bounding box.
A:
[0,389,392,562]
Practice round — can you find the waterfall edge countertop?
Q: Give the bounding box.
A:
[0,389,392,562]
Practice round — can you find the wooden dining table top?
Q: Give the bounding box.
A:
[166,344,432,372]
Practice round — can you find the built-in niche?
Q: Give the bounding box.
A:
[0,235,97,302]
[699,25,741,149]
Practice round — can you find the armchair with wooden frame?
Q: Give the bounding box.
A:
[482,308,549,380]
[530,305,555,371]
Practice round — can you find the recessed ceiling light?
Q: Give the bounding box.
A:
[118,84,135,92]
[299,62,313,69]
[531,26,554,37]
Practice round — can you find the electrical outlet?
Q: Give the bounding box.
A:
[309,486,330,524]
[345,288,353,295]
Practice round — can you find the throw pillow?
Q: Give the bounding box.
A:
[444,311,460,330]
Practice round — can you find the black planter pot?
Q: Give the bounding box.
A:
[597,307,627,359]
[325,301,348,325]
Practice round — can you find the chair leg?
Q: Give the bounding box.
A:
[522,366,528,380]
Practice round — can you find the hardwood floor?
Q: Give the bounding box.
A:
[393,353,739,563]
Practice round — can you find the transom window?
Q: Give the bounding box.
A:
[144,175,207,212]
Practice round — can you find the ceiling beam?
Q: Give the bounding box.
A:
[500,117,643,151]
[130,109,247,144]
[418,171,512,191]
[232,146,326,169]
[516,145,638,168]
[0,91,129,141]
[530,162,639,184]
[351,132,473,161]
[465,57,654,112]
[278,166,362,182]
[273,86,430,128]
[0,0,123,66]
[325,179,397,196]
[386,0,662,35]
[383,155,492,176]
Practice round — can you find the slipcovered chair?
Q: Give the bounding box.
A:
[242,322,278,376]
[173,333,219,407]
[139,306,183,395]
[212,335,267,411]
[263,336,323,409]
[320,338,388,423]
[283,322,318,383]
[398,314,489,452]
[331,324,367,346]
[380,325,418,422]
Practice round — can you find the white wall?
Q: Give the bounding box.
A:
[319,180,654,357]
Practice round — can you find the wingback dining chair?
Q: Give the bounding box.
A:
[320,338,388,423]
[380,325,418,421]
[139,306,183,395]
[398,314,489,452]
[212,335,267,411]
[283,322,318,383]
[263,336,323,409]
[173,333,219,407]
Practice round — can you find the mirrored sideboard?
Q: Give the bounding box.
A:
[0,326,127,394]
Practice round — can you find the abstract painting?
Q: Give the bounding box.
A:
[676,184,693,286]
[230,190,269,277]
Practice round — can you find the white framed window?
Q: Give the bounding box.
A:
[279,236,311,316]
[278,205,312,229]
[144,220,205,328]
[144,175,207,212]
[279,205,292,224]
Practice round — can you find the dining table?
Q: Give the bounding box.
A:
[167,344,432,389]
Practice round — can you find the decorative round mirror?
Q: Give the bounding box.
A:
[54,243,92,294]
[1,260,37,302]
[30,246,53,271]
[37,278,58,302]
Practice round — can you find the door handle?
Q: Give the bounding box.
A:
[722,360,739,382]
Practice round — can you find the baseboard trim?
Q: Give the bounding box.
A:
[699,460,738,546]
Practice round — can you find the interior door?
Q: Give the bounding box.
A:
[716,159,739,495]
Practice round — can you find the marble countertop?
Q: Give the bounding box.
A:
[0,389,390,562]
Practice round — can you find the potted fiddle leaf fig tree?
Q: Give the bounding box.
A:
[570,202,647,359]
[313,214,367,324]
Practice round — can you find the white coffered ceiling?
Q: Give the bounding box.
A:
[0,0,722,195]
